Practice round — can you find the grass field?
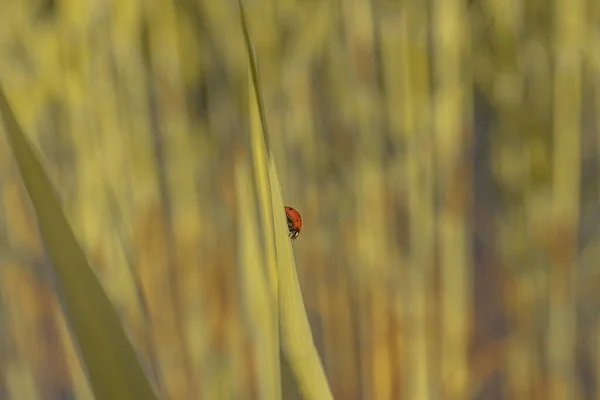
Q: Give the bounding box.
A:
[0,0,599,399]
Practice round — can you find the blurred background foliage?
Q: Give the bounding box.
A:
[0,0,598,399]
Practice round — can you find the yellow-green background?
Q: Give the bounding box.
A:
[0,0,597,399]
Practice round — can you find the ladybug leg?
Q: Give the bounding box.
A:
[285,212,299,239]
[286,216,295,233]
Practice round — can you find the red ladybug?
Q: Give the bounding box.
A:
[284,206,302,240]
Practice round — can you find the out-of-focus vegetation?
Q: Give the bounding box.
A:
[0,0,598,398]
[0,83,159,400]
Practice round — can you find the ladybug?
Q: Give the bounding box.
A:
[284,206,302,240]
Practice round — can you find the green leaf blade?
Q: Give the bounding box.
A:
[0,85,158,400]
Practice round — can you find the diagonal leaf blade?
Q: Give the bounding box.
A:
[0,84,158,400]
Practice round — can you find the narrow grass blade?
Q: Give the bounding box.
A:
[0,84,158,400]
[235,158,281,400]
[246,30,282,400]
[269,159,333,400]
[236,2,333,398]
